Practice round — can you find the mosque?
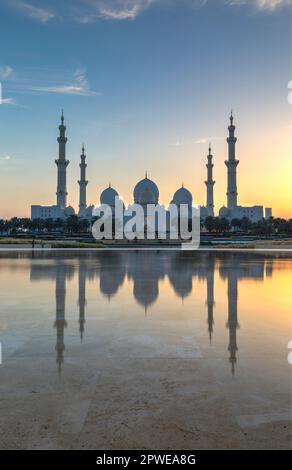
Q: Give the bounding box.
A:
[31,112,272,223]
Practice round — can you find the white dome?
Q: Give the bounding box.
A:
[138,187,156,205]
[65,205,75,216]
[134,175,159,204]
[100,185,118,207]
[172,186,193,206]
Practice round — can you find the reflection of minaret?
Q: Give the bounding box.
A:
[55,111,69,210]
[78,144,88,218]
[225,111,239,210]
[78,260,86,342]
[54,268,67,374]
[226,272,239,376]
[206,260,215,342]
[205,144,215,217]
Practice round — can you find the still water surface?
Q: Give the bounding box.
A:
[0,250,291,449]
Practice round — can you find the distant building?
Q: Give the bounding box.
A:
[265,208,272,220]
[226,205,263,223]
[31,205,62,220]
[31,112,272,223]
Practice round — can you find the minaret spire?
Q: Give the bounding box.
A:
[205,144,215,217]
[78,260,86,343]
[226,268,239,376]
[54,266,67,375]
[78,144,88,218]
[55,111,69,211]
[206,256,215,342]
[225,111,239,209]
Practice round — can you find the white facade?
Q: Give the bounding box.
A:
[31,205,62,220]
[232,205,264,223]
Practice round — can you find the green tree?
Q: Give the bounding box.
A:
[231,218,241,230]
[77,218,90,233]
[204,216,216,232]
[65,215,79,234]
[240,217,252,231]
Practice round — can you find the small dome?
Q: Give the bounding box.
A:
[172,186,193,206]
[100,185,118,207]
[65,205,75,216]
[138,187,156,205]
[134,174,159,204]
[219,206,230,218]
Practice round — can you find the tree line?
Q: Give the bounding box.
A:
[203,216,292,235]
[0,216,90,235]
[0,215,292,237]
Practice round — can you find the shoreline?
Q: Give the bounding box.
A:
[0,245,291,253]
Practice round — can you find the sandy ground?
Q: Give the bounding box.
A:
[0,333,290,450]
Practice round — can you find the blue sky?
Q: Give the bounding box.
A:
[0,0,291,217]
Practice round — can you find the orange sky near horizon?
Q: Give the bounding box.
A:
[1,117,291,220]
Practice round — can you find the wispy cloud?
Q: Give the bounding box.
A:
[194,138,208,144]
[6,0,55,22]
[6,66,98,97]
[169,135,224,147]
[1,97,16,105]
[74,0,155,23]
[97,0,154,20]
[0,65,14,80]
[0,154,12,166]
[225,0,291,11]
[0,0,289,25]
[26,85,96,96]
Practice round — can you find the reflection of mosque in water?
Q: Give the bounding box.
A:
[29,252,274,375]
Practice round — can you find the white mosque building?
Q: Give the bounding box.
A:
[31,112,272,223]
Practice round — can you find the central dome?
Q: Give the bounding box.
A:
[139,187,156,205]
[134,174,159,204]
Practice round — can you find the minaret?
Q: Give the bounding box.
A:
[54,266,67,374]
[78,144,88,218]
[206,255,215,342]
[55,111,69,211]
[78,259,86,342]
[225,111,239,209]
[205,144,215,216]
[226,268,240,376]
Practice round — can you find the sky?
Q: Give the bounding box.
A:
[0,0,291,219]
